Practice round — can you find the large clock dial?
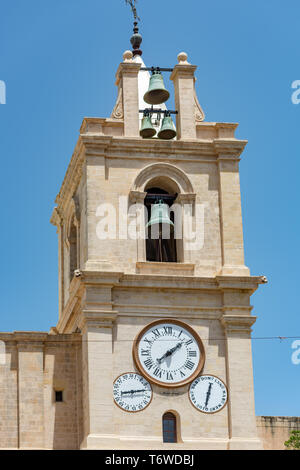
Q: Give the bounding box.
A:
[113,373,153,412]
[189,375,228,413]
[133,319,205,388]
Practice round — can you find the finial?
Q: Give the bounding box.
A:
[125,1,142,57]
[123,50,133,62]
[130,21,143,57]
[177,52,190,64]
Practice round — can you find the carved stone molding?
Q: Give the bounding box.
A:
[110,84,124,120]
[132,162,194,194]
[221,314,257,334]
[194,78,205,122]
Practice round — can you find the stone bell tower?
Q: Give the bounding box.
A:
[50,33,266,449]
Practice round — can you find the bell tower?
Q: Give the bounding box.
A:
[50,19,266,448]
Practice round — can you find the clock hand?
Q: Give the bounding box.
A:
[121,389,146,396]
[157,342,182,364]
[205,382,213,407]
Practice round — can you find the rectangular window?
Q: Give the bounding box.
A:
[55,390,63,402]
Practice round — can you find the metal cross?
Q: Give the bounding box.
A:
[125,0,140,22]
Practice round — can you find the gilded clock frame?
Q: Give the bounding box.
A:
[113,372,153,413]
[188,374,229,414]
[132,318,206,388]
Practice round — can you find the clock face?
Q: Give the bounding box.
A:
[133,319,205,388]
[189,375,228,413]
[113,373,152,412]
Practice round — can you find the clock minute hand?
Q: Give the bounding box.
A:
[157,342,182,364]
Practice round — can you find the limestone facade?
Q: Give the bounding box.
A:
[0,51,289,450]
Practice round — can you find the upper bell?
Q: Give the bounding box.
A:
[146,201,174,228]
[143,70,170,105]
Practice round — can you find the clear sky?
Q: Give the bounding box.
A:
[0,0,299,417]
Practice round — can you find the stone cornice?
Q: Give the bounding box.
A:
[61,270,265,292]
[221,314,257,333]
[55,271,266,333]
[0,332,81,344]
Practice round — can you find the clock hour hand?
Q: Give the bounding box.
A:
[157,342,182,364]
[121,389,146,396]
[205,382,213,407]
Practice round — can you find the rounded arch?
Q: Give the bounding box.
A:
[132,163,194,195]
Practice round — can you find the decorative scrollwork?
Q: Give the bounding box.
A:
[111,85,124,120]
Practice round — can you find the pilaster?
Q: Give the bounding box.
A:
[17,337,45,449]
[218,157,250,276]
[221,315,262,450]
[170,56,197,140]
[116,58,141,137]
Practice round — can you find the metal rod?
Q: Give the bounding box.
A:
[140,67,174,72]
[139,109,178,115]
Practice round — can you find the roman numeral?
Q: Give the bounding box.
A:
[144,337,152,346]
[188,350,197,357]
[152,329,160,338]
[178,330,183,338]
[141,349,150,356]
[180,370,186,378]
[153,367,162,378]
[185,360,195,370]
[163,326,172,335]
[144,358,153,370]
[185,339,193,346]
[166,372,174,381]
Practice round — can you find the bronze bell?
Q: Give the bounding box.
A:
[140,112,156,138]
[157,112,177,140]
[143,70,170,105]
[146,201,174,228]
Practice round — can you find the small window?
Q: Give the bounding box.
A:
[55,390,63,402]
[162,412,177,443]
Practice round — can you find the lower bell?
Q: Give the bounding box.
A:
[157,113,176,140]
[140,114,156,139]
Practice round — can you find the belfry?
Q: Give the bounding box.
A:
[0,13,277,450]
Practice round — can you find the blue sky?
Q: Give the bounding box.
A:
[0,0,299,417]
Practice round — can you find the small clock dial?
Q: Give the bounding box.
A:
[113,373,152,412]
[189,375,228,413]
[133,319,205,388]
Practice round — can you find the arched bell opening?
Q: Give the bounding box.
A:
[145,186,178,263]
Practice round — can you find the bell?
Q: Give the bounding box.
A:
[146,201,174,228]
[157,113,177,140]
[143,70,170,105]
[140,113,156,138]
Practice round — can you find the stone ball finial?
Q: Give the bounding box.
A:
[123,50,133,62]
[178,52,189,64]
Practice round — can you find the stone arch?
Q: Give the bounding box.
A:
[131,162,194,196]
